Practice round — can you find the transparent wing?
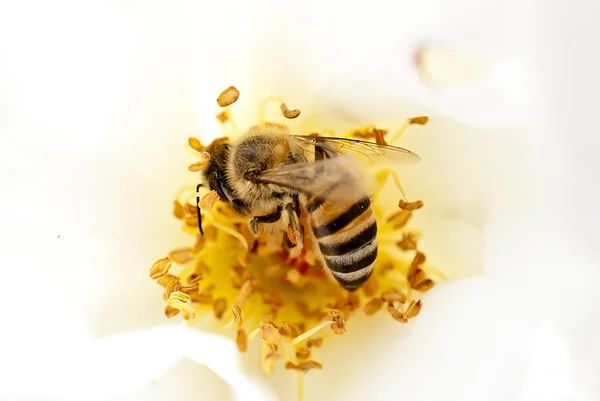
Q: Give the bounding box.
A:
[257,155,376,203]
[292,135,420,164]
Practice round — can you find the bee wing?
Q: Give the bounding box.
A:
[257,155,376,203]
[292,135,420,164]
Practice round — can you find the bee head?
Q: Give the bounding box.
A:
[231,134,290,184]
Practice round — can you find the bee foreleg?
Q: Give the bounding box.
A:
[284,202,304,251]
[232,199,251,216]
[249,206,283,237]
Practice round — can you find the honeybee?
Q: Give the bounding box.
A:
[198,124,420,291]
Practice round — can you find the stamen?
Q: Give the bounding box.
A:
[216,110,230,123]
[409,116,429,125]
[216,86,240,107]
[351,126,387,140]
[199,190,220,210]
[386,209,412,229]
[178,282,199,294]
[187,152,211,172]
[167,291,195,321]
[381,289,407,304]
[212,298,227,319]
[280,103,301,119]
[163,278,181,301]
[186,272,203,286]
[236,280,255,304]
[149,257,172,280]
[248,327,260,341]
[292,321,333,346]
[399,199,424,211]
[259,96,285,123]
[168,248,193,264]
[374,129,388,146]
[184,202,198,216]
[208,221,249,251]
[285,360,323,373]
[156,273,178,288]
[236,329,248,352]
[259,322,281,352]
[230,264,250,288]
[295,348,311,360]
[407,251,435,291]
[362,279,378,297]
[363,297,384,315]
[279,322,304,338]
[297,372,304,401]
[172,201,185,219]
[404,299,422,318]
[397,231,422,251]
[306,337,323,348]
[387,116,429,144]
[164,305,180,318]
[232,304,243,329]
[188,137,204,153]
[190,292,213,304]
[326,310,347,335]
[190,236,205,255]
[261,345,281,375]
[379,168,409,201]
[387,303,408,323]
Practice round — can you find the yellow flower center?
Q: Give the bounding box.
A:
[149,91,448,391]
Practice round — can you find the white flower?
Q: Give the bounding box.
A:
[1,1,594,401]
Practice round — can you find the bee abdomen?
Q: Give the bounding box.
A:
[321,227,378,291]
[310,197,378,291]
[318,222,377,256]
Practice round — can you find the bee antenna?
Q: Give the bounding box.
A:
[196,183,204,236]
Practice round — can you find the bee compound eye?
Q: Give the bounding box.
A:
[244,170,260,183]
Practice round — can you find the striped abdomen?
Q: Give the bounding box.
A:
[307,196,377,291]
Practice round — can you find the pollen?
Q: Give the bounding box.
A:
[280,102,301,119]
[216,86,240,107]
[399,199,424,211]
[187,152,211,172]
[285,360,323,374]
[150,257,172,280]
[326,310,347,335]
[295,348,311,360]
[199,190,220,210]
[168,248,193,264]
[167,291,195,321]
[363,297,384,315]
[260,321,281,352]
[408,116,429,125]
[212,297,227,319]
[236,329,248,352]
[232,304,243,329]
[149,90,446,387]
[188,137,204,153]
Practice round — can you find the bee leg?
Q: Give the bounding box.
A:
[283,232,297,249]
[249,206,283,237]
[232,199,251,216]
[284,202,304,251]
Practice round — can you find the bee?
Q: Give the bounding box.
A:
[198,124,420,291]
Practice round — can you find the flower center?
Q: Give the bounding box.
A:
[149,91,447,383]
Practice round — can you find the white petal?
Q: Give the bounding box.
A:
[0,323,276,401]
[289,277,532,401]
[515,325,573,401]
[268,0,536,129]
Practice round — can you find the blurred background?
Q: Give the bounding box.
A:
[0,1,598,400]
